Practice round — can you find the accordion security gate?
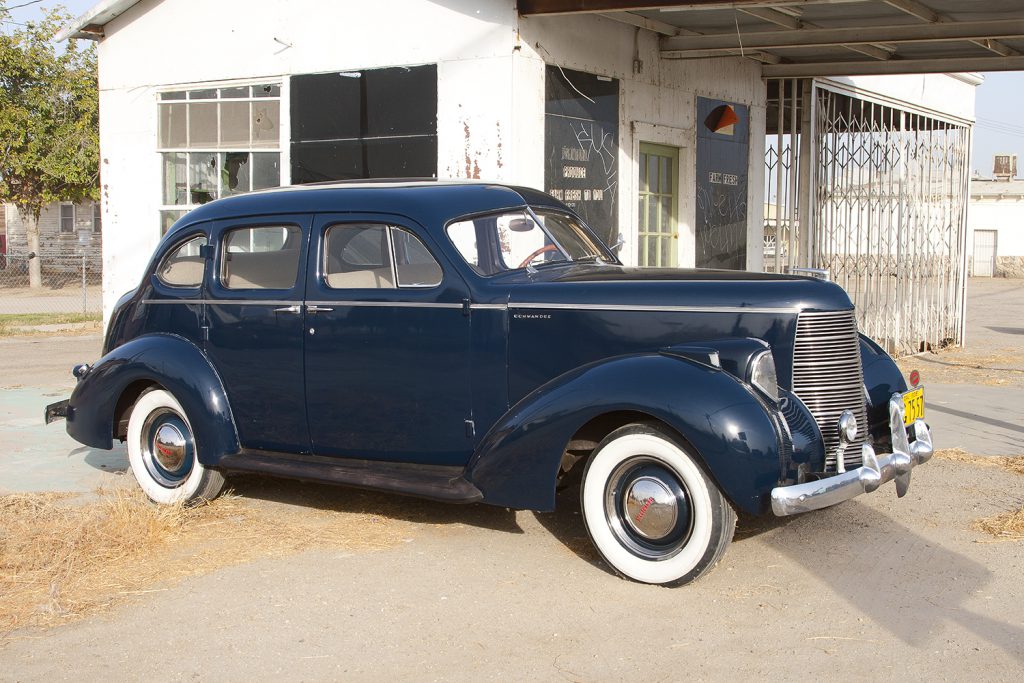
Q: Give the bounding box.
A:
[765,80,970,356]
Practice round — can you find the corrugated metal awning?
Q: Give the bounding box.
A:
[519,0,1024,76]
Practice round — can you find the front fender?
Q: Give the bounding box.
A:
[467,353,784,515]
[860,334,909,447]
[66,333,239,464]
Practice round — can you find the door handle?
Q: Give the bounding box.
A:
[273,305,301,314]
[306,305,334,313]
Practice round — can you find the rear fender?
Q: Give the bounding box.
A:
[467,353,784,515]
[66,333,239,464]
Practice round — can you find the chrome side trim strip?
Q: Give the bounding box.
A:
[508,302,802,314]
[142,299,799,314]
[304,300,463,310]
[142,299,299,306]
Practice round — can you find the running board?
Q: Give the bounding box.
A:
[217,450,483,504]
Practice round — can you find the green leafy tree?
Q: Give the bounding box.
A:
[0,4,99,288]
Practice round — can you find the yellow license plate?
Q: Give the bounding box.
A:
[903,387,925,426]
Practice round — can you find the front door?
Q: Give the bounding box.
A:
[205,216,311,454]
[973,229,997,277]
[303,215,474,466]
[638,142,680,268]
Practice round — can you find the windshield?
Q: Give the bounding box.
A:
[447,208,614,275]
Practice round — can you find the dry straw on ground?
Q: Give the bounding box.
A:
[934,449,1024,541]
[972,507,1024,542]
[0,485,413,637]
[934,448,1024,475]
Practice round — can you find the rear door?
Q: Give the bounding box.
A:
[303,214,474,466]
[205,216,311,454]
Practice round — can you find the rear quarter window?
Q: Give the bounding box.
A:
[156,235,207,288]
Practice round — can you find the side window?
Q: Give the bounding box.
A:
[392,227,442,287]
[157,235,207,288]
[221,225,301,290]
[447,219,480,272]
[323,224,443,289]
[325,224,395,289]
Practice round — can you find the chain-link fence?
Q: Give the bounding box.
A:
[0,253,102,335]
[1,201,103,334]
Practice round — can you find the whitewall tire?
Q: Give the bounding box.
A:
[580,423,736,586]
[126,388,225,505]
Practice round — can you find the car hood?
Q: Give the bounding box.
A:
[504,264,853,313]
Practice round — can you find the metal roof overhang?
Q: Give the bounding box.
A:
[54,0,142,41]
[519,0,1024,76]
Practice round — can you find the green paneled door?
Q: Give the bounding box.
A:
[638,143,679,268]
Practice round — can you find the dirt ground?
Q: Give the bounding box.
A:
[0,456,1022,681]
[1,279,1022,680]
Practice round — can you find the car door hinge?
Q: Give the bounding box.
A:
[464,419,476,438]
[462,299,471,317]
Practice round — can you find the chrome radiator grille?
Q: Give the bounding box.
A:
[791,310,869,470]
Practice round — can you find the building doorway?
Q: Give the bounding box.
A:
[973,230,997,277]
[638,143,679,268]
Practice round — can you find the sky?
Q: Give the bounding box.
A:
[4,0,1024,177]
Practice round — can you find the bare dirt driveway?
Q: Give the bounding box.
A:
[1,280,1023,681]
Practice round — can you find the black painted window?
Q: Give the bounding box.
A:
[291,66,438,184]
[544,66,619,247]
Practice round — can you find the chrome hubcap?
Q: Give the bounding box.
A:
[605,457,693,560]
[153,424,187,472]
[140,408,195,488]
[622,476,679,540]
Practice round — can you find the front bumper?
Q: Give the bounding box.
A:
[771,394,933,516]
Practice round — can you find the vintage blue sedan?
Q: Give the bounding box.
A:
[48,181,932,585]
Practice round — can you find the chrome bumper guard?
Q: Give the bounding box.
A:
[771,394,933,516]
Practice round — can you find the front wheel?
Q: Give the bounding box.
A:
[126,388,225,505]
[580,423,736,585]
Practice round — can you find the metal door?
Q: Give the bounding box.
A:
[973,230,997,277]
[303,214,474,466]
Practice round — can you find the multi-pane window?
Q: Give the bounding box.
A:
[158,84,282,235]
[92,203,102,233]
[638,143,679,268]
[59,204,75,234]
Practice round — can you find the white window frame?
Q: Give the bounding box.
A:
[157,80,285,235]
[59,203,76,235]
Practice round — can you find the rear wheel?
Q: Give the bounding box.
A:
[126,388,225,505]
[580,423,735,585]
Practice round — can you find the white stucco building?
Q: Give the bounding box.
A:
[58,0,1019,350]
[61,0,774,319]
[969,174,1024,278]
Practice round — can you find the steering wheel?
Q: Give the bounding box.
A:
[519,244,559,268]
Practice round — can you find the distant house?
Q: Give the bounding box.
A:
[0,201,103,278]
[969,157,1024,278]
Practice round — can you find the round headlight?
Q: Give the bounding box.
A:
[749,350,779,402]
[838,410,858,444]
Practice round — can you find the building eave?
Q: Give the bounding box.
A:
[54,0,143,42]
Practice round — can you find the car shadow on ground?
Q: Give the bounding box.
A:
[226,473,525,534]
[763,502,1024,660]
[81,446,129,474]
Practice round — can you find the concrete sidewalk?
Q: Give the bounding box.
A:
[925,383,1023,456]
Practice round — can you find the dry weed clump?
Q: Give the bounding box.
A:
[0,486,413,636]
[933,448,1024,475]
[934,449,1024,542]
[972,507,1024,542]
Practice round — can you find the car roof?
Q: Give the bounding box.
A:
[165,180,564,239]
